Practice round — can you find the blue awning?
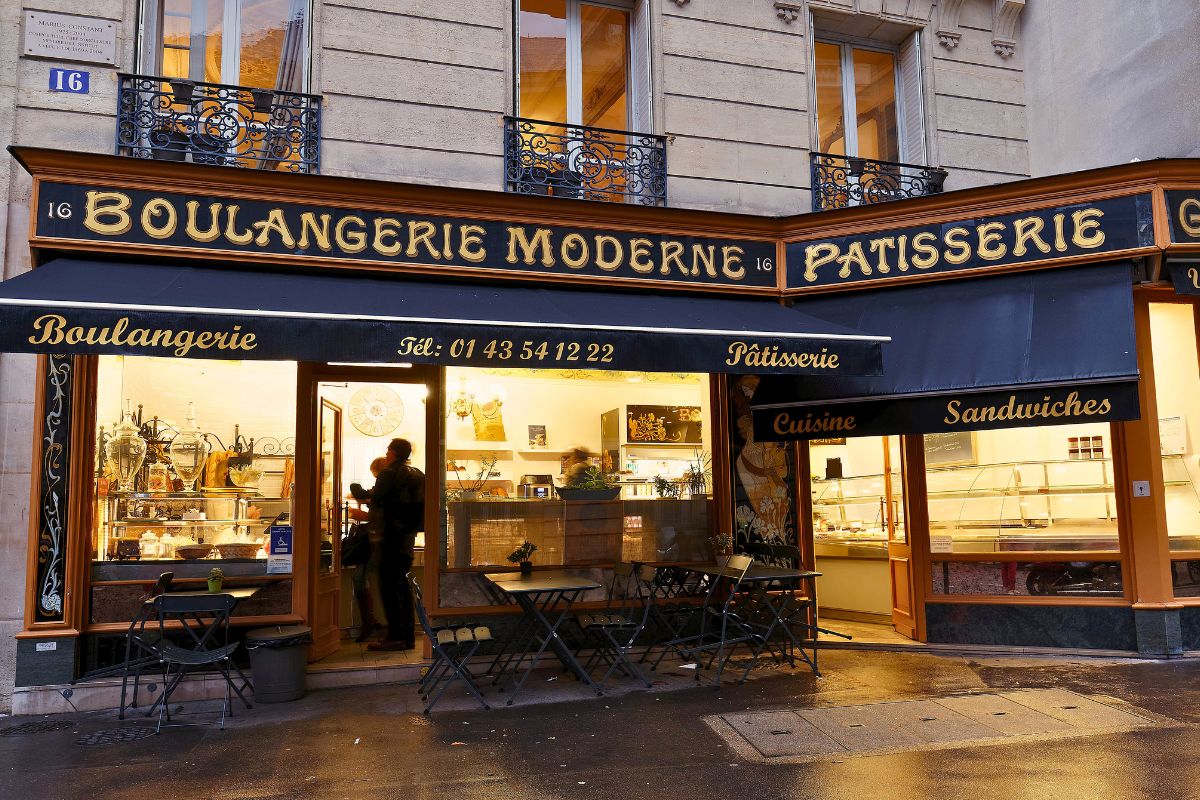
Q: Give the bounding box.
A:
[0,258,886,375]
[751,262,1140,439]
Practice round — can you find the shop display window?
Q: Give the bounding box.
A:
[923,424,1120,554]
[92,356,297,575]
[1148,302,1200,553]
[931,560,1124,597]
[441,368,712,568]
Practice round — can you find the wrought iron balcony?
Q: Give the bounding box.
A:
[810,152,948,211]
[504,116,667,206]
[116,74,321,174]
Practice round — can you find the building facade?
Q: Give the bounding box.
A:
[0,0,1196,714]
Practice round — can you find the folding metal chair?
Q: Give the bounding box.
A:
[652,555,759,685]
[577,563,655,688]
[642,564,709,667]
[409,574,492,714]
[147,593,251,733]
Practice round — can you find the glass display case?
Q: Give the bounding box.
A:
[812,473,893,557]
[95,491,291,562]
[926,458,1119,552]
[1163,453,1200,551]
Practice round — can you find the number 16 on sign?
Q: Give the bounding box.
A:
[48,69,89,94]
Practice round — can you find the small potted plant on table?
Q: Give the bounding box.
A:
[556,466,621,501]
[207,567,225,593]
[508,541,538,575]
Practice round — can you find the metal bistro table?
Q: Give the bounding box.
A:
[666,560,843,685]
[118,586,261,719]
[484,571,604,705]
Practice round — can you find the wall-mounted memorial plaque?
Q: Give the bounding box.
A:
[23,12,116,66]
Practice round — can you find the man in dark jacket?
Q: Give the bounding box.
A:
[367,438,424,651]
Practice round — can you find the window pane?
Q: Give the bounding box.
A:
[202,0,224,83]
[852,48,899,161]
[239,0,308,90]
[931,561,1124,597]
[924,426,1119,554]
[441,368,712,573]
[580,3,629,130]
[519,0,568,123]
[814,41,846,154]
[1148,302,1200,554]
[92,356,297,622]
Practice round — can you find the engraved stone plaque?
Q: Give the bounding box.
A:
[24,12,117,66]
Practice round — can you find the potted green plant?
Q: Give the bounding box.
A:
[507,540,538,575]
[684,450,712,498]
[556,466,621,501]
[653,475,681,499]
[207,567,225,593]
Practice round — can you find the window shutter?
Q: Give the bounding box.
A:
[898,31,927,164]
[630,0,653,134]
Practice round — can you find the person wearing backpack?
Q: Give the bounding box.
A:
[367,439,425,651]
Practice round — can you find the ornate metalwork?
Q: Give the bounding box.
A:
[504,116,667,206]
[810,152,948,212]
[36,355,72,622]
[116,73,321,174]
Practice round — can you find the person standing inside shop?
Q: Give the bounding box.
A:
[366,438,424,651]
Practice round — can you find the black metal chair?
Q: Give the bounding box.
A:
[577,563,655,688]
[642,564,709,667]
[409,573,492,714]
[147,592,251,733]
[652,555,760,685]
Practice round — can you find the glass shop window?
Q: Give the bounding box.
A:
[923,425,1120,556]
[814,40,900,162]
[517,0,651,131]
[1148,302,1200,556]
[93,356,298,564]
[141,0,311,90]
[441,367,712,570]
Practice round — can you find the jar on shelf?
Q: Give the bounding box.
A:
[147,462,170,492]
[169,402,210,492]
[105,401,147,493]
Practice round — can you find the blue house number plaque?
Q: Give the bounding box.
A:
[49,69,89,94]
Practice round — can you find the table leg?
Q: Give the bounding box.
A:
[503,590,602,705]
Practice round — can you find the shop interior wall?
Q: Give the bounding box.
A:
[442,368,710,494]
[1147,303,1200,536]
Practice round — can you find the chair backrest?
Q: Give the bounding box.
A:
[153,592,237,615]
[407,572,437,640]
[151,572,174,597]
[769,544,803,569]
[742,543,774,564]
[722,554,754,575]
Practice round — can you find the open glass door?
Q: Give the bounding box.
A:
[310,397,343,659]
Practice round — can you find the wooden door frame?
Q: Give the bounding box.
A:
[294,363,442,652]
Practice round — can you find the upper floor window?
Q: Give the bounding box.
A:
[139,0,310,91]
[517,0,650,133]
[814,40,900,162]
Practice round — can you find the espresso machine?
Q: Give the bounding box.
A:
[517,474,554,499]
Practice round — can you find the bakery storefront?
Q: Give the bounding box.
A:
[6,148,1200,704]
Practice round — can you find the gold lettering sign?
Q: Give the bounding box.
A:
[27,314,258,357]
[1180,198,1200,237]
[943,392,1112,426]
[771,411,857,436]
[57,186,776,289]
[724,342,841,370]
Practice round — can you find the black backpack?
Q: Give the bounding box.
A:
[341,522,371,567]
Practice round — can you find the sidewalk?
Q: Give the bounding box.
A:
[3,649,1200,800]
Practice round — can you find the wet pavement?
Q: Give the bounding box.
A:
[3,649,1200,800]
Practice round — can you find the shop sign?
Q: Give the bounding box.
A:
[752,381,1141,441]
[33,182,779,291]
[23,12,117,65]
[1166,191,1200,244]
[5,307,881,375]
[786,194,1154,292]
[267,524,292,574]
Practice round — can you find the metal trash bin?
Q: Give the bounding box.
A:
[245,625,312,703]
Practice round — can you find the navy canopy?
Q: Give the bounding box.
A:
[751,262,1140,439]
[0,258,886,375]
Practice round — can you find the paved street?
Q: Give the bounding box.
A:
[3,649,1200,800]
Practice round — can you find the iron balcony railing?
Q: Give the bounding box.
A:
[116,74,321,174]
[504,116,667,206]
[810,152,948,211]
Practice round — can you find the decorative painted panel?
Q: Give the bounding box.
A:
[35,354,72,623]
